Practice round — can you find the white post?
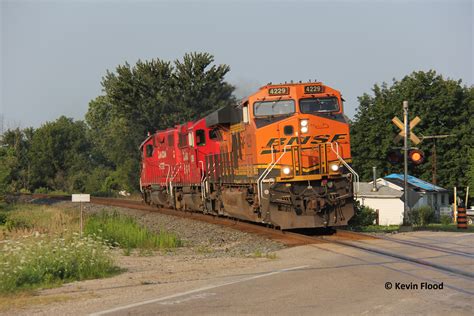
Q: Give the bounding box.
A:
[80,201,83,237]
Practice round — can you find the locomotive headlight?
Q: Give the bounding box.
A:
[300,126,309,133]
[300,120,308,127]
[330,163,340,172]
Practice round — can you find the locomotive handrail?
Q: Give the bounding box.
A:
[257,144,291,202]
[330,142,359,196]
[199,161,206,201]
[163,164,171,194]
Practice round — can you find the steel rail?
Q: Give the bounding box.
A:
[20,194,474,280]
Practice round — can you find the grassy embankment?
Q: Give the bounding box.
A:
[0,203,181,296]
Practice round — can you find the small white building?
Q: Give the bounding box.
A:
[356,182,404,225]
[356,174,450,225]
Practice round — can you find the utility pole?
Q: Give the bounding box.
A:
[403,101,410,226]
[420,134,454,185]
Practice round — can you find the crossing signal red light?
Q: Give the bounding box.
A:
[387,150,402,164]
[408,149,424,165]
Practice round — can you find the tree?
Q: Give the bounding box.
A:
[86,52,236,191]
[0,147,18,197]
[351,70,473,191]
[1,128,35,191]
[28,116,92,192]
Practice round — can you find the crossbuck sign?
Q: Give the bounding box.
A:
[392,116,421,145]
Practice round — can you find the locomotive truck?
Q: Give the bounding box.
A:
[140,81,357,229]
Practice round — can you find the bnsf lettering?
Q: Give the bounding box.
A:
[260,134,347,154]
[310,135,330,144]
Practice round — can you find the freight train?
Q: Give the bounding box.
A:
[140,81,357,229]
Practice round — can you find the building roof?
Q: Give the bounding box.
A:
[384,174,448,192]
[357,182,403,198]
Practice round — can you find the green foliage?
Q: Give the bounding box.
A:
[468,147,474,198]
[0,211,7,225]
[85,211,182,250]
[1,53,234,195]
[440,215,452,225]
[351,70,473,191]
[0,128,34,192]
[28,116,92,192]
[0,147,18,196]
[348,201,377,227]
[85,52,235,191]
[409,205,435,226]
[0,235,118,293]
[357,225,400,233]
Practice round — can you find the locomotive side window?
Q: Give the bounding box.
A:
[209,128,220,140]
[167,134,174,146]
[299,97,339,113]
[254,100,295,117]
[196,129,206,146]
[178,133,187,148]
[242,102,249,123]
[145,144,153,157]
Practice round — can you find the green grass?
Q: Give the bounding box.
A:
[352,223,474,233]
[414,223,474,232]
[84,211,182,251]
[355,225,401,233]
[250,250,278,259]
[0,235,119,293]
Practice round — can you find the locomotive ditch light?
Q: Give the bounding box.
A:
[409,149,424,165]
[329,162,341,172]
[281,166,293,178]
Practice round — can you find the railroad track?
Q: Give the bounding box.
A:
[20,194,474,280]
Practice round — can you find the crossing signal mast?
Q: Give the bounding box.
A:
[391,101,424,226]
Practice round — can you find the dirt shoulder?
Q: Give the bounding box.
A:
[1,200,286,315]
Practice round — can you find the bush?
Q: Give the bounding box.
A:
[409,206,435,226]
[85,211,182,250]
[0,235,118,293]
[0,211,7,225]
[34,187,49,194]
[349,202,377,227]
[440,215,452,226]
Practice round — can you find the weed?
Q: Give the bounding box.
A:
[250,250,278,259]
[0,235,119,293]
[85,211,182,250]
[440,215,452,226]
[196,245,213,254]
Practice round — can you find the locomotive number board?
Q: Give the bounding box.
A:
[268,87,290,96]
[304,85,324,94]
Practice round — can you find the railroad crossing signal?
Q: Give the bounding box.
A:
[392,116,421,145]
[408,149,424,165]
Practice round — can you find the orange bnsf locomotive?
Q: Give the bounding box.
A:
[140,81,357,229]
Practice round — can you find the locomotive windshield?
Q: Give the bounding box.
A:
[254,99,295,117]
[299,97,339,113]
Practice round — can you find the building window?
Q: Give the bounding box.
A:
[441,194,446,205]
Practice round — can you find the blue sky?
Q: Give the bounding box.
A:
[1,0,472,128]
